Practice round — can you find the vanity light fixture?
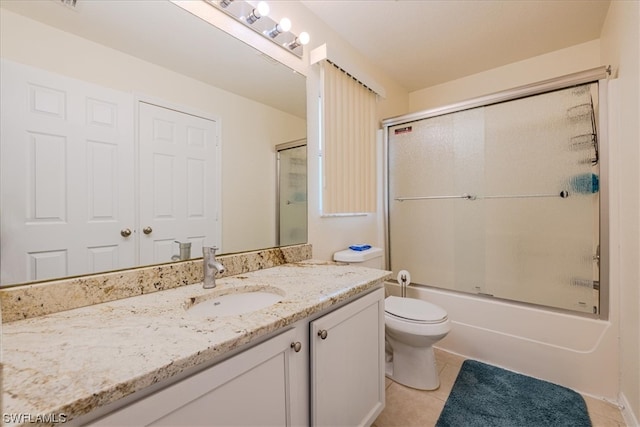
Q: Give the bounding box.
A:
[245,1,269,24]
[267,17,292,38]
[204,0,310,58]
[287,31,310,50]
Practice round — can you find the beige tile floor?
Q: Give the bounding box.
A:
[373,348,627,427]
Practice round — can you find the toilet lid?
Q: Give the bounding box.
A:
[385,296,448,323]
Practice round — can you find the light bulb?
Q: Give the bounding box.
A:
[287,32,310,50]
[256,1,270,17]
[246,1,270,24]
[279,18,292,33]
[298,31,310,45]
[267,17,292,38]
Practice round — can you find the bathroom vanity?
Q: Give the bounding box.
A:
[89,287,384,426]
[1,255,391,426]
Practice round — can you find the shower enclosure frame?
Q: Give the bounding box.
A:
[382,66,611,319]
[276,139,308,247]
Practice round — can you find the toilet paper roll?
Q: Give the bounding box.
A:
[397,270,411,286]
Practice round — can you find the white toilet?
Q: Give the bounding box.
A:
[333,247,451,390]
[384,295,450,390]
[333,246,384,268]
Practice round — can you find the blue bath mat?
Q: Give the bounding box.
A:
[436,360,591,427]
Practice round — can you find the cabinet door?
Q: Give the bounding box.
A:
[289,320,310,426]
[90,328,298,427]
[310,287,385,427]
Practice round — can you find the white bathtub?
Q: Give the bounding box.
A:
[385,281,618,401]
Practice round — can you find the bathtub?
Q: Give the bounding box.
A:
[385,280,618,401]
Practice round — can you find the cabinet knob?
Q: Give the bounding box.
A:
[120,228,132,237]
[143,226,153,235]
[291,341,302,352]
[317,329,328,340]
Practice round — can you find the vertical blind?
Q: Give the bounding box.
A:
[322,61,377,214]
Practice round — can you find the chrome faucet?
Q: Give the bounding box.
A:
[171,241,192,261]
[203,246,225,289]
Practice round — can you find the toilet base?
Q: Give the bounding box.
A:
[386,339,440,390]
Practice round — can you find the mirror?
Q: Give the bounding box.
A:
[0,0,307,286]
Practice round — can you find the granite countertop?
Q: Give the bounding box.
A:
[2,260,391,426]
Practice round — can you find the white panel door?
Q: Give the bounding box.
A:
[0,60,135,285]
[138,102,220,265]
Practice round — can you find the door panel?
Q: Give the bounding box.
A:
[1,60,135,284]
[138,102,220,265]
[277,143,307,246]
[388,83,600,313]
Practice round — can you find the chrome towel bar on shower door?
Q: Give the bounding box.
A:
[394,191,570,202]
[394,193,476,201]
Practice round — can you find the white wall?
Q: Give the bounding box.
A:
[409,39,601,112]
[600,0,640,423]
[195,0,410,262]
[0,9,306,254]
[255,1,409,262]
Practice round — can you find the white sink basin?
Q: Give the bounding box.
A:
[186,289,283,318]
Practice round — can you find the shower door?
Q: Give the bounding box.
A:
[277,141,307,246]
[387,82,600,314]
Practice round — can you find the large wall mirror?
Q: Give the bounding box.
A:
[0,0,307,287]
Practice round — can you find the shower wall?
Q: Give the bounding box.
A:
[387,82,601,315]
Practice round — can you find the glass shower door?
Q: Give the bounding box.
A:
[482,83,599,313]
[388,109,486,295]
[387,82,600,314]
[277,142,307,246]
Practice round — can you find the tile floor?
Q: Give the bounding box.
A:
[373,348,627,427]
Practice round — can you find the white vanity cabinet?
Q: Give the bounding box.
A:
[87,287,384,427]
[89,327,304,426]
[310,287,386,426]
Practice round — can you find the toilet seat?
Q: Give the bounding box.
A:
[385,296,448,324]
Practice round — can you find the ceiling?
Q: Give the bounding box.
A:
[301,0,612,92]
[1,0,611,108]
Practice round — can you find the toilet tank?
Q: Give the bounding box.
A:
[333,247,383,269]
